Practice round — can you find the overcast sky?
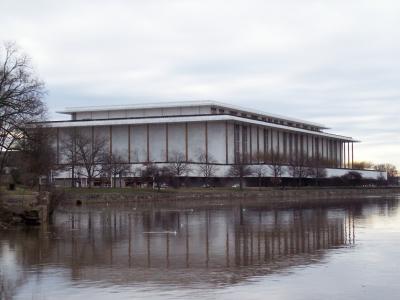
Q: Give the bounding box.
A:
[1,0,399,167]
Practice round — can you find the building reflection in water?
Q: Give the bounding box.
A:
[3,199,396,299]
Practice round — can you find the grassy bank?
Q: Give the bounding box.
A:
[0,186,37,196]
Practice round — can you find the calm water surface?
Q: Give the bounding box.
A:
[1,196,400,300]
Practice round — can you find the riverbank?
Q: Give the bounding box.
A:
[59,186,400,208]
[0,189,54,227]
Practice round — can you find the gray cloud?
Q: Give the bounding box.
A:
[1,0,400,166]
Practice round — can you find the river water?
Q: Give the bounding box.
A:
[1,196,400,300]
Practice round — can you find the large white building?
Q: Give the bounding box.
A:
[44,101,384,186]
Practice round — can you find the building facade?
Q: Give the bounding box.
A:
[43,101,384,185]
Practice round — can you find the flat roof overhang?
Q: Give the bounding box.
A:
[35,115,357,142]
[56,100,328,130]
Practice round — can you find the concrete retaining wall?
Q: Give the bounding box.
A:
[61,188,400,208]
[0,192,51,225]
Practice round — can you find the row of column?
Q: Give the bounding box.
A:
[56,123,355,169]
[234,124,355,169]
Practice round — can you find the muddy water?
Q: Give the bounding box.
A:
[1,196,400,300]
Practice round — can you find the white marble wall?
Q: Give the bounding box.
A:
[149,124,166,162]
[187,122,206,161]
[130,125,147,162]
[208,122,226,163]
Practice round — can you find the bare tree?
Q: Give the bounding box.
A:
[141,162,158,188]
[75,132,108,188]
[102,152,130,188]
[16,126,56,188]
[374,163,398,184]
[167,151,191,188]
[252,164,267,189]
[353,161,374,170]
[252,152,267,189]
[268,155,284,187]
[141,162,172,190]
[227,153,252,190]
[341,171,362,186]
[0,42,46,183]
[288,154,312,187]
[168,151,191,176]
[198,152,219,186]
[60,130,108,188]
[59,129,78,187]
[308,157,327,186]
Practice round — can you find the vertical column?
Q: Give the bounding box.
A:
[332,141,335,167]
[325,139,328,164]
[277,130,280,162]
[205,122,208,163]
[225,121,229,164]
[165,123,169,162]
[282,132,286,162]
[242,125,248,163]
[146,124,150,162]
[56,128,60,164]
[292,132,295,161]
[333,140,337,168]
[109,126,112,156]
[336,141,340,168]
[263,129,267,163]
[315,137,318,162]
[347,142,350,169]
[327,140,330,165]
[128,125,131,163]
[91,126,94,156]
[311,136,315,162]
[296,133,303,159]
[352,142,354,169]
[321,138,324,165]
[185,122,188,162]
[329,140,332,167]
[256,127,260,163]
[297,135,300,162]
[270,128,274,163]
[300,135,304,161]
[249,126,252,163]
[327,140,330,166]
[233,124,238,163]
[343,142,346,168]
